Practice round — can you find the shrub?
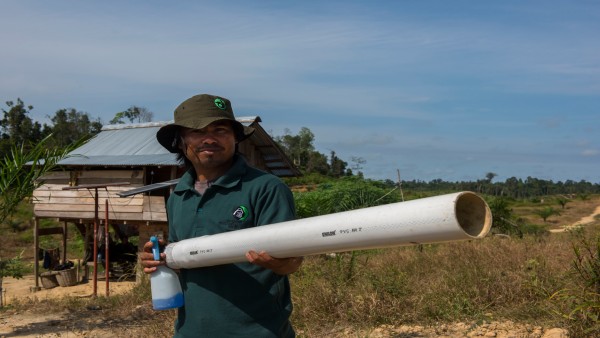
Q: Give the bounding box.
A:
[551,230,600,336]
[0,252,26,279]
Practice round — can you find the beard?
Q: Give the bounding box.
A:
[187,144,234,172]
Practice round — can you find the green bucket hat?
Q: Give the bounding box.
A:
[157,94,255,153]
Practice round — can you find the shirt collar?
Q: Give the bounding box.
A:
[212,155,247,189]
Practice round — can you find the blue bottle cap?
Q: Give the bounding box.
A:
[150,236,160,261]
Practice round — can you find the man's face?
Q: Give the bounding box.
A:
[179,121,236,174]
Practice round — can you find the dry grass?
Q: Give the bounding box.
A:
[289,232,581,336]
[513,195,600,228]
[2,195,600,337]
[288,195,600,336]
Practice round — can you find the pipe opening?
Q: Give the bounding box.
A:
[455,192,492,238]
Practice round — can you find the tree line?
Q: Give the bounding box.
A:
[0,98,353,178]
[0,98,152,158]
[395,175,600,199]
[273,127,353,178]
[272,127,600,198]
[2,98,598,198]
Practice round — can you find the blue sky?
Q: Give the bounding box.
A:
[1,1,598,183]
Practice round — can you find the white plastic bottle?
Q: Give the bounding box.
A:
[150,236,184,310]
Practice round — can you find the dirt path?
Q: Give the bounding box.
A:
[571,204,600,226]
[1,275,135,305]
[1,275,138,338]
[549,204,600,233]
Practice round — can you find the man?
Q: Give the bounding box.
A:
[140,94,303,337]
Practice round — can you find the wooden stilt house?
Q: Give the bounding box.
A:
[31,117,299,287]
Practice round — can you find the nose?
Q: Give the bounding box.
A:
[191,130,220,143]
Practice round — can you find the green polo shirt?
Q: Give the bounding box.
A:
[167,155,297,338]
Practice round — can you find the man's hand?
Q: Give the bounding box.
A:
[246,250,303,275]
[139,239,166,274]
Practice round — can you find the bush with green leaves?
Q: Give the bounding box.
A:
[293,176,401,218]
[487,197,523,237]
[0,134,82,225]
[0,252,26,280]
[556,197,571,209]
[536,206,561,223]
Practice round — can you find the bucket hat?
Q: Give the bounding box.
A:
[156,94,254,153]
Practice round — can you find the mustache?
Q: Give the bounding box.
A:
[193,145,224,152]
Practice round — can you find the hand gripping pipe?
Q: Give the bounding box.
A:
[165,191,492,269]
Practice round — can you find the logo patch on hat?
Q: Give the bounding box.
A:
[214,98,226,110]
[233,205,249,221]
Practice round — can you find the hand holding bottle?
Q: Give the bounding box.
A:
[143,236,184,310]
[140,237,167,274]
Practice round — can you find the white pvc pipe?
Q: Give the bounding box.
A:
[165,191,492,269]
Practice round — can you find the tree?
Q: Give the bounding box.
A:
[485,172,497,183]
[275,127,316,169]
[329,151,347,178]
[556,196,570,209]
[0,99,47,156]
[536,206,560,223]
[110,106,154,124]
[306,151,329,175]
[49,108,102,147]
[350,156,366,176]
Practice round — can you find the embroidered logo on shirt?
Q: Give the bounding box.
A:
[233,205,249,221]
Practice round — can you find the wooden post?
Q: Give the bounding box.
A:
[83,223,91,282]
[33,217,39,290]
[397,169,405,202]
[105,199,110,297]
[59,182,130,294]
[62,221,68,264]
[93,187,98,298]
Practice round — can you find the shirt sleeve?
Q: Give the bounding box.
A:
[255,179,296,227]
[166,196,178,243]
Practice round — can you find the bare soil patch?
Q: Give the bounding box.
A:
[1,275,141,337]
[1,275,135,305]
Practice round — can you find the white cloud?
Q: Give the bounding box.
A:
[581,149,599,157]
[1,1,599,183]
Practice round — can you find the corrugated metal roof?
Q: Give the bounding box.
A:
[58,121,178,166]
[58,154,177,166]
[58,117,301,177]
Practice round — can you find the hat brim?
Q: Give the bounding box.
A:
[156,121,255,153]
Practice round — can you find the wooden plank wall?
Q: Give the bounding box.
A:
[239,142,263,170]
[33,170,167,222]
